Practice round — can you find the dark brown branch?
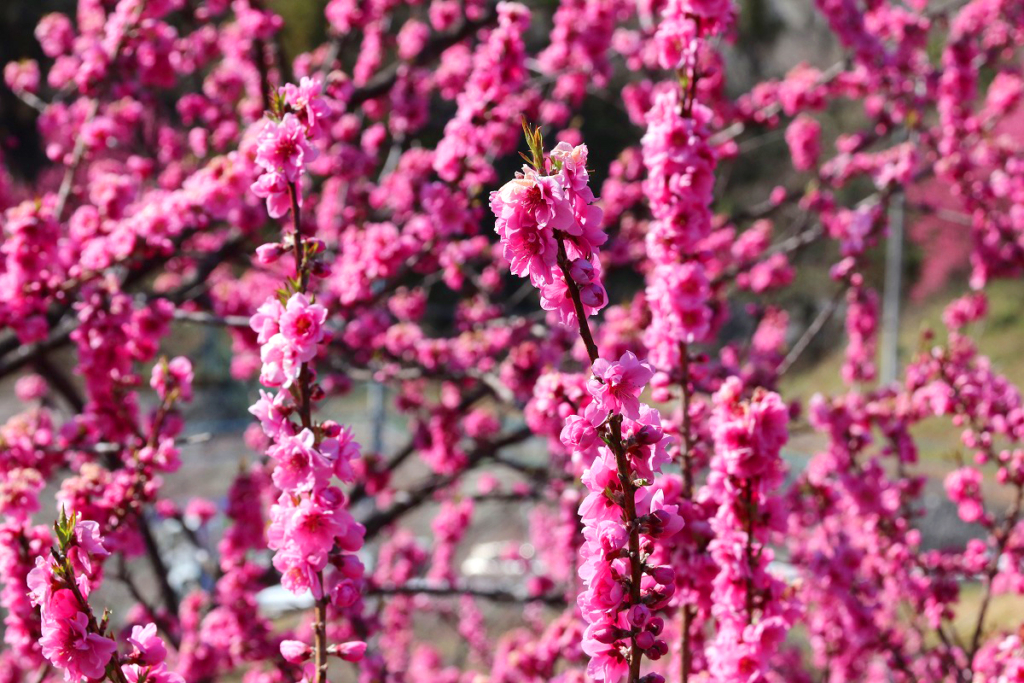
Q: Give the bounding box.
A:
[138,513,181,617]
[348,7,499,107]
[359,426,533,538]
[777,287,846,376]
[32,353,84,413]
[367,578,566,606]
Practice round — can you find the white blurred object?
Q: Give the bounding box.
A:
[257,585,315,617]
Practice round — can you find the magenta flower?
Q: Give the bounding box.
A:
[250,170,293,219]
[278,293,328,362]
[248,388,291,439]
[249,298,284,345]
[267,428,334,492]
[280,639,312,663]
[255,113,317,182]
[491,171,576,285]
[39,593,117,682]
[127,623,167,666]
[121,663,185,683]
[281,76,330,139]
[588,351,655,419]
[259,333,301,388]
[335,640,367,662]
[150,356,194,402]
[945,467,985,523]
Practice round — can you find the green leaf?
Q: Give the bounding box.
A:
[55,506,77,551]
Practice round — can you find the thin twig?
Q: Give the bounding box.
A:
[777,288,846,376]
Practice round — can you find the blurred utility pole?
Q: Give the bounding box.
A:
[369,381,386,455]
[880,181,905,385]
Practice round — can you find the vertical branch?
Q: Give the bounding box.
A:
[554,233,644,682]
[606,414,645,683]
[969,481,1024,663]
[555,238,600,364]
[678,343,694,683]
[285,180,330,683]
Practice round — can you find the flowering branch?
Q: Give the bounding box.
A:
[247,79,367,683]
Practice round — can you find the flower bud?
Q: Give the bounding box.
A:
[568,258,596,285]
[646,640,668,660]
[634,423,663,445]
[561,415,597,451]
[255,242,285,265]
[280,640,311,664]
[579,282,608,308]
[590,622,620,645]
[334,641,366,662]
[311,259,332,278]
[627,604,651,628]
[649,565,674,585]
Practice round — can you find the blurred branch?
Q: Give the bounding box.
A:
[348,6,499,106]
[360,426,533,538]
[172,309,252,327]
[777,287,846,376]
[367,578,566,606]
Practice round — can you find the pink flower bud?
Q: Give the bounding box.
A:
[628,604,651,628]
[591,623,620,645]
[334,641,366,662]
[568,258,596,285]
[280,640,311,664]
[579,282,608,308]
[560,415,597,450]
[634,423,663,445]
[255,243,285,265]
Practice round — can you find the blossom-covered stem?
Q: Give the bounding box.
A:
[48,547,128,683]
[605,414,645,683]
[557,247,648,679]
[287,182,310,298]
[284,177,331,683]
[678,342,694,683]
[970,482,1024,662]
[553,224,645,679]
[742,481,757,623]
[680,19,702,118]
[313,581,329,683]
[935,346,1024,664]
[679,343,694,497]
[555,237,600,364]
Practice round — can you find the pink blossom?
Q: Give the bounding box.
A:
[281,77,330,139]
[335,640,367,662]
[127,623,167,666]
[267,428,334,492]
[39,593,117,682]
[280,640,311,663]
[945,467,985,523]
[254,114,317,182]
[150,356,194,402]
[785,114,822,171]
[490,170,576,285]
[588,351,655,420]
[121,663,185,683]
[278,293,328,362]
[250,171,293,218]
